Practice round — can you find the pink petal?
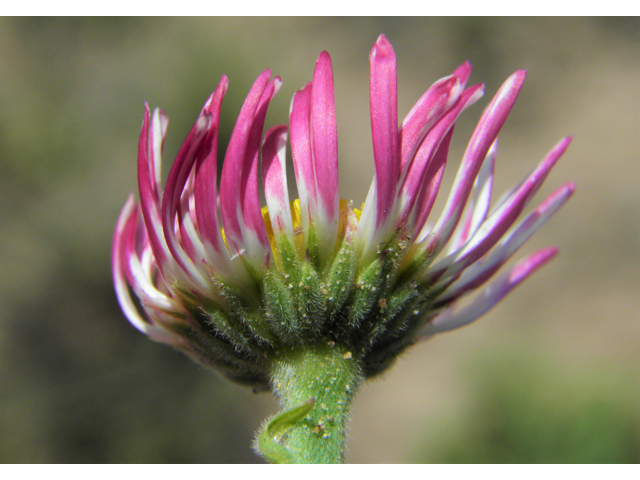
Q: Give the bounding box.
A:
[239,77,281,261]
[288,53,340,264]
[177,175,207,267]
[311,51,339,230]
[194,76,229,260]
[453,61,473,89]
[427,136,571,284]
[220,70,273,260]
[438,182,575,301]
[123,210,178,313]
[262,125,293,237]
[112,195,181,344]
[421,247,558,336]
[137,104,171,274]
[290,83,317,226]
[161,107,211,289]
[399,74,462,173]
[446,138,497,254]
[149,108,169,204]
[369,34,400,231]
[409,128,454,237]
[400,84,485,234]
[425,70,527,259]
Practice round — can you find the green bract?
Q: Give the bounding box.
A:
[168,203,435,391]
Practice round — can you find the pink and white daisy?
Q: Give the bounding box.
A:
[112,35,573,462]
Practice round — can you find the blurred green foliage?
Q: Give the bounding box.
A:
[414,355,639,463]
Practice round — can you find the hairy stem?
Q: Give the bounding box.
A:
[264,343,363,463]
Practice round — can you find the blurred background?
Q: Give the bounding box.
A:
[0,17,638,463]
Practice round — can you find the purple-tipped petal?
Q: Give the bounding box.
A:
[194,76,229,261]
[421,247,558,336]
[262,125,293,237]
[369,34,400,231]
[427,136,571,284]
[425,70,527,259]
[220,70,273,260]
[112,195,182,345]
[438,182,575,301]
[311,51,339,230]
[399,74,462,172]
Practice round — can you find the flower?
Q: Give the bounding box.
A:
[112,35,574,389]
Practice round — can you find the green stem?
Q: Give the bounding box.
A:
[265,343,363,463]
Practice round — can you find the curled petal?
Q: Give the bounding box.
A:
[289,53,340,265]
[409,128,453,237]
[356,35,401,259]
[112,195,182,345]
[124,219,178,314]
[177,180,208,268]
[241,77,282,262]
[149,108,169,204]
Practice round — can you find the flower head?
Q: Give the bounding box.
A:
[113,35,573,389]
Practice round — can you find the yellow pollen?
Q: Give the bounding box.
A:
[261,206,277,256]
[290,199,302,234]
[220,227,228,250]
[236,199,365,266]
[353,203,364,221]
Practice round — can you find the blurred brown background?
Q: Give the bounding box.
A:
[0,17,637,463]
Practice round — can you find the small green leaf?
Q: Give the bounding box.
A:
[254,399,316,464]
